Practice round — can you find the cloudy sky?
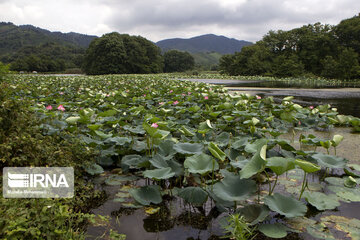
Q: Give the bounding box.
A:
[1,0,359,42]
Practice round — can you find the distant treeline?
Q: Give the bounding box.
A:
[9,42,85,72]
[82,32,195,75]
[219,15,360,79]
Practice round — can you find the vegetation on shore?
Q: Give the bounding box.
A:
[219,15,360,80]
[1,73,359,239]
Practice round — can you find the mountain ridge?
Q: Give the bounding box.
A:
[0,22,252,70]
[156,34,253,54]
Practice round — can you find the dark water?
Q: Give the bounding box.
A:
[86,176,360,240]
[231,88,360,118]
[86,79,360,239]
[183,78,360,89]
[184,78,360,117]
[86,184,225,240]
[226,80,360,89]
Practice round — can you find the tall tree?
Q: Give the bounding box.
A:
[335,14,360,55]
[163,50,195,72]
[83,32,163,75]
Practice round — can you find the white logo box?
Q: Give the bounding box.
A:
[3,167,74,198]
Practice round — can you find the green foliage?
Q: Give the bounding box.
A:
[3,73,359,238]
[0,83,94,168]
[191,51,222,70]
[0,22,95,72]
[219,17,360,80]
[163,50,195,72]
[0,179,104,240]
[0,82,105,239]
[83,32,163,75]
[0,61,9,81]
[8,42,84,72]
[221,214,257,240]
[335,14,360,54]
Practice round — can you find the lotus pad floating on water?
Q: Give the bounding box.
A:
[264,193,307,218]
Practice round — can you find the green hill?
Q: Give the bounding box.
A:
[191,52,223,70]
[0,22,96,71]
[156,34,252,54]
[156,34,252,69]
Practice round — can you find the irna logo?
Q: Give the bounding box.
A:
[3,167,74,198]
[7,172,69,188]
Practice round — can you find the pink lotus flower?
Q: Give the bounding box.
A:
[57,105,65,111]
[256,95,262,100]
[159,102,165,105]
[188,92,192,95]
[59,92,64,95]
[309,106,314,109]
[173,101,179,105]
[182,93,186,96]
[143,94,146,97]
[151,123,158,128]
[169,90,173,93]
[46,105,53,110]
[204,96,209,100]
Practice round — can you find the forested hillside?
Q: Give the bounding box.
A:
[219,15,360,79]
[0,22,96,71]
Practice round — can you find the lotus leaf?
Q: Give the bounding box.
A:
[173,142,203,155]
[119,154,146,171]
[105,174,138,185]
[344,176,358,188]
[258,223,289,238]
[311,152,347,168]
[244,138,268,153]
[143,167,175,180]
[295,159,321,173]
[84,163,104,175]
[213,173,256,202]
[264,193,307,218]
[104,136,131,146]
[208,142,226,162]
[129,185,162,205]
[184,153,219,175]
[65,116,81,124]
[177,187,208,206]
[240,144,267,179]
[303,192,340,210]
[215,132,230,147]
[266,157,295,176]
[236,204,270,225]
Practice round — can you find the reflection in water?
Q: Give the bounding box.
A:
[184,78,360,117]
[226,80,360,89]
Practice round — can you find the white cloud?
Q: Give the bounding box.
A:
[0,0,359,42]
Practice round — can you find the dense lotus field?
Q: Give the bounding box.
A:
[7,74,360,239]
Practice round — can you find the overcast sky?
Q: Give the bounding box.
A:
[1,0,359,42]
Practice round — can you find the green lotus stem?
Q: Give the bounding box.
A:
[270,175,278,195]
[228,132,233,150]
[263,170,272,195]
[211,159,215,191]
[146,135,150,156]
[257,173,261,204]
[334,147,337,156]
[299,172,307,200]
[322,167,329,179]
